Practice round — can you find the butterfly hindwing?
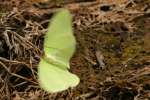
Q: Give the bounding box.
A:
[38,59,79,93]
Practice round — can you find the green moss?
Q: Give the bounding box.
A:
[95,30,149,68]
[122,43,142,60]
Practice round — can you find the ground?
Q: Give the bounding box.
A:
[0,0,150,100]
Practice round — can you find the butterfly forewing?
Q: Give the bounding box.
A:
[44,9,75,69]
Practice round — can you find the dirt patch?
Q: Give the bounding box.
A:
[0,0,150,100]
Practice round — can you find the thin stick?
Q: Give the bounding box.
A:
[0,61,38,84]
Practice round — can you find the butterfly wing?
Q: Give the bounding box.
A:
[38,59,79,93]
[44,9,75,69]
[38,9,79,92]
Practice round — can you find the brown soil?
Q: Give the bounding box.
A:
[0,0,150,100]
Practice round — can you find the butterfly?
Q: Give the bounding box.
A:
[38,9,80,93]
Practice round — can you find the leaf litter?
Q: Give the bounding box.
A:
[0,0,150,99]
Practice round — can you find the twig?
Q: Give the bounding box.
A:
[0,61,38,84]
[82,55,97,65]
[0,57,30,67]
[75,92,95,100]
[95,50,105,69]
[13,81,28,87]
